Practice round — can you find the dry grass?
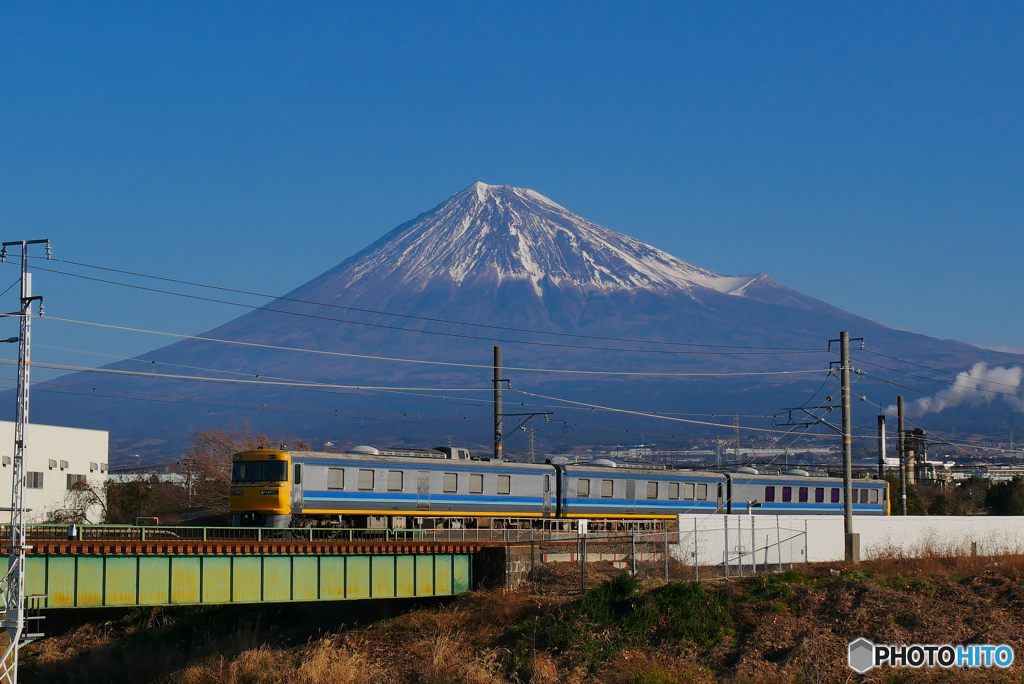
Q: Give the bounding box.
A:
[23,555,1024,684]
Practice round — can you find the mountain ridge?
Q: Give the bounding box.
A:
[20,182,1024,459]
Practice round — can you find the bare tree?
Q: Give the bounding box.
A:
[176,421,308,513]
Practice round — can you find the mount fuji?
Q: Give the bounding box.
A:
[27,183,1024,460]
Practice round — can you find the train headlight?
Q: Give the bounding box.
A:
[230,490,243,496]
[260,489,279,496]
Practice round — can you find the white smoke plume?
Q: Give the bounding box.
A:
[885,363,1024,418]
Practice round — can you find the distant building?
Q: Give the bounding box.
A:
[0,421,109,523]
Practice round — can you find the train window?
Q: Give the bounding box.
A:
[327,468,344,490]
[458,450,469,459]
[815,487,824,503]
[799,487,808,503]
[646,481,658,499]
[578,479,591,497]
[545,475,550,493]
[831,488,840,503]
[697,484,708,500]
[860,489,869,504]
[470,474,484,494]
[870,488,879,504]
[264,462,286,481]
[443,473,458,493]
[668,482,679,500]
[497,475,511,495]
[601,479,614,498]
[683,483,695,500]
[358,469,374,491]
[387,471,404,491]
[782,486,792,502]
[293,464,302,486]
[765,486,775,502]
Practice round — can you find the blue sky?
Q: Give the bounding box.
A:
[1,1,1022,371]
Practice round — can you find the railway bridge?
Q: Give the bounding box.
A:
[9,520,672,610]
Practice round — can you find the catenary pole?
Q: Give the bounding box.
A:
[841,332,853,537]
[493,346,502,461]
[0,239,48,684]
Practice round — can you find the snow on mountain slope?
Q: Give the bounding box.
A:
[322,182,770,300]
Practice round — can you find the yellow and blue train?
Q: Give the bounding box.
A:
[230,445,889,527]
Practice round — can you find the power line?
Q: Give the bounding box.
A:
[36,316,832,378]
[853,354,1024,397]
[25,255,825,352]
[858,371,1023,417]
[510,389,788,434]
[861,349,1024,389]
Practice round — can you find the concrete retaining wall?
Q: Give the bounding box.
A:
[675,514,1024,566]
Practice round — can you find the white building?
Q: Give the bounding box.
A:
[0,421,109,523]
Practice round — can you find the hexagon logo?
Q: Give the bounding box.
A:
[848,638,875,673]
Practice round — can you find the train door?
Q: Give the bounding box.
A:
[542,474,551,517]
[625,479,636,513]
[416,471,430,510]
[292,463,304,511]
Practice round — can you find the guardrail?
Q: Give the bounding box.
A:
[1,519,673,545]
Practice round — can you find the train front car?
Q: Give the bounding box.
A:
[726,468,889,515]
[229,449,293,527]
[560,460,727,519]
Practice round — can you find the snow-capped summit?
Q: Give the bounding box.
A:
[325,182,771,300]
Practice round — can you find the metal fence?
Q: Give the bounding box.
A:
[674,515,809,580]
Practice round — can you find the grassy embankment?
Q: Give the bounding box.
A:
[22,553,1024,683]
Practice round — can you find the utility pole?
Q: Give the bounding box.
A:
[493,346,502,461]
[877,414,886,479]
[0,239,49,684]
[898,395,906,516]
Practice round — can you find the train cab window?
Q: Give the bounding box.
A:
[470,474,484,494]
[683,483,695,500]
[646,481,658,499]
[601,479,614,498]
[497,475,511,495]
[443,473,458,493]
[764,486,775,502]
[358,469,374,491]
[697,484,708,500]
[782,486,792,502]
[815,487,824,503]
[870,489,879,504]
[327,468,344,490]
[578,479,591,497]
[668,482,680,500]
[799,487,808,503]
[387,471,404,491]
[831,488,840,503]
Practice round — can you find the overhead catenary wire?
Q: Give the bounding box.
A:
[510,389,792,434]
[23,255,825,352]
[34,316,832,378]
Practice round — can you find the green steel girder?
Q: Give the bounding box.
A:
[24,553,471,609]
